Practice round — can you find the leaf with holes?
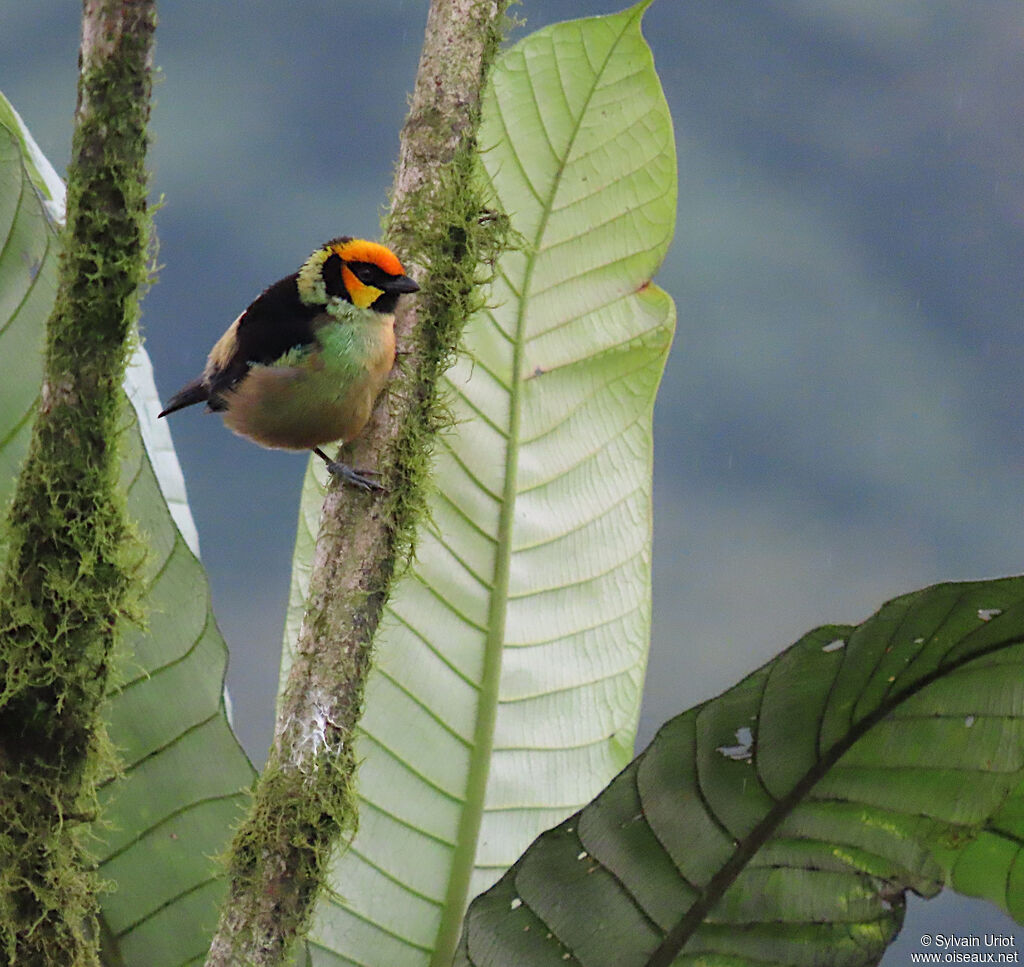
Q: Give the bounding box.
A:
[0,91,254,967]
[455,577,1024,966]
[278,3,676,964]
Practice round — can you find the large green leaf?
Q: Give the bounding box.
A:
[455,577,1024,966]
[0,92,255,967]
[0,97,59,520]
[278,4,676,964]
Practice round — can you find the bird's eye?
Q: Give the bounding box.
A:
[351,264,375,284]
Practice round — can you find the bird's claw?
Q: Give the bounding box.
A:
[326,461,385,492]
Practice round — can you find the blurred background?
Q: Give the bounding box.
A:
[3,0,1023,958]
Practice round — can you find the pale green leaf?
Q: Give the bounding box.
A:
[456,577,1024,966]
[0,91,255,967]
[0,98,57,519]
[279,4,676,964]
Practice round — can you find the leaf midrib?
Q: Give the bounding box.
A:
[646,623,1024,967]
[428,10,645,965]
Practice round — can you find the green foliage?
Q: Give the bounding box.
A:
[0,101,59,561]
[215,8,515,965]
[0,91,254,967]
[279,4,676,964]
[0,15,156,960]
[456,577,1024,966]
[6,5,1022,967]
[95,385,255,966]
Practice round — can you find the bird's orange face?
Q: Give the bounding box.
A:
[332,239,407,309]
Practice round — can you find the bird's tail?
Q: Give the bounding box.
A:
[158,377,209,418]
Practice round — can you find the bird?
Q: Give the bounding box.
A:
[158,237,419,491]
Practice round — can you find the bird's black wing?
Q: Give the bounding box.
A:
[205,273,321,404]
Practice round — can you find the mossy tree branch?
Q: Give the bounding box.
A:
[205,1,511,965]
[0,1,155,964]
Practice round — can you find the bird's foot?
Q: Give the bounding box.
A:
[326,460,384,492]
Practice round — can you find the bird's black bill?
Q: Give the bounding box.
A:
[386,274,420,294]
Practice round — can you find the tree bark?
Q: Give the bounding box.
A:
[205,1,510,965]
[0,1,155,963]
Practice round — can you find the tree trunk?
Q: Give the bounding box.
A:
[205,1,510,964]
[0,1,155,964]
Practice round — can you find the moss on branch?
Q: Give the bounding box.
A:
[0,2,155,963]
[205,2,514,965]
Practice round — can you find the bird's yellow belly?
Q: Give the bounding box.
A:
[222,328,393,451]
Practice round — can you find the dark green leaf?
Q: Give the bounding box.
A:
[457,578,1024,966]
